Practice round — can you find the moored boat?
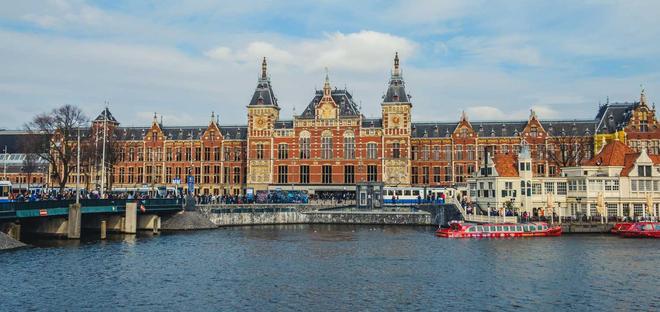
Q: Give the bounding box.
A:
[436,221,562,238]
[617,222,660,238]
[611,222,634,234]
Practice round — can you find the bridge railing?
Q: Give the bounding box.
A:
[0,198,183,214]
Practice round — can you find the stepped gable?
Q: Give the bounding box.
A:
[248,57,278,107]
[383,52,410,103]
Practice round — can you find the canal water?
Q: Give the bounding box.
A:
[1,225,658,311]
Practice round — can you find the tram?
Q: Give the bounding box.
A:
[382,186,455,205]
[0,180,12,202]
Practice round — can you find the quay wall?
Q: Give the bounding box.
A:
[561,223,614,233]
[202,207,432,227]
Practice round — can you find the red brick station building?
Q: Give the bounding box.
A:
[1,54,659,196]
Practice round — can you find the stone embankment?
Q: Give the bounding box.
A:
[199,206,432,227]
[0,231,27,251]
[161,211,217,231]
[561,223,615,233]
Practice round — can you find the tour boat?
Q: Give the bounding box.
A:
[610,222,634,234]
[436,221,562,238]
[617,222,660,238]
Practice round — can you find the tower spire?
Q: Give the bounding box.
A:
[261,57,267,80]
[323,67,331,96]
[393,51,400,76]
[211,111,215,123]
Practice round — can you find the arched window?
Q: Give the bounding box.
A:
[343,130,355,159]
[322,130,333,159]
[299,131,310,159]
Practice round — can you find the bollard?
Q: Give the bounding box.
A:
[100,220,107,240]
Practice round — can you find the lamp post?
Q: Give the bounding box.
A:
[76,127,81,205]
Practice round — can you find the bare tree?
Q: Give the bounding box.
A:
[547,135,593,168]
[21,153,39,192]
[24,105,88,193]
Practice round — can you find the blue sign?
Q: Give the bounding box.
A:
[187,175,194,194]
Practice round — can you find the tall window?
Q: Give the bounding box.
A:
[204,147,210,161]
[300,165,310,184]
[278,144,288,159]
[433,167,441,183]
[299,131,310,159]
[466,145,475,160]
[322,131,333,159]
[278,165,288,184]
[223,147,230,161]
[256,143,264,159]
[233,147,241,161]
[422,145,430,160]
[166,148,172,161]
[214,147,220,161]
[367,165,378,182]
[367,142,378,159]
[423,167,430,184]
[195,147,201,161]
[411,146,418,160]
[233,167,241,184]
[455,144,463,160]
[344,165,355,184]
[412,167,419,184]
[322,165,332,184]
[433,146,440,161]
[392,142,401,159]
[343,131,355,159]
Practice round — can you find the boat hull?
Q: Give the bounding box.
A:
[615,222,659,238]
[436,225,562,238]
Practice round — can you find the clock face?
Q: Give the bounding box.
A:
[390,114,403,128]
[255,117,266,129]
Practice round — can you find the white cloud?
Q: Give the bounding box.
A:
[448,35,543,66]
[205,31,417,73]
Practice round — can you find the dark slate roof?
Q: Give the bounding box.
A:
[410,119,598,138]
[0,131,49,153]
[275,120,293,129]
[114,126,248,141]
[383,53,410,103]
[540,120,597,137]
[249,59,278,107]
[594,102,638,133]
[411,122,457,138]
[361,118,383,128]
[299,89,361,119]
[94,107,119,124]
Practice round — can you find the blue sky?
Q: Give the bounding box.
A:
[1,0,659,128]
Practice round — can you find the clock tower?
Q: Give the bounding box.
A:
[381,52,412,186]
[247,57,280,190]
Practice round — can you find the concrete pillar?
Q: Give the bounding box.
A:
[8,223,21,241]
[124,202,137,234]
[67,203,82,239]
[100,220,107,240]
[138,214,161,234]
[26,218,68,236]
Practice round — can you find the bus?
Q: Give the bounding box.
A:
[382,186,455,205]
[0,181,12,202]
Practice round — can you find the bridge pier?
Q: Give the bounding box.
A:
[67,203,81,239]
[124,202,137,234]
[138,215,161,234]
[6,223,21,241]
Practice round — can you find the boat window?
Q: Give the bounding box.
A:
[497,226,503,231]
[476,226,483,232]
[655,225,660,231]
[490,226,496,231]
[523,226,529,232]
[516,226,522,231]
[503,226,509,231]
[468,227,475,232]
[643,224,653,231]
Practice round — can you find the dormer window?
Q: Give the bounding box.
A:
[640,120,648,132]
[530,127,538,138]
[638,165,652,177]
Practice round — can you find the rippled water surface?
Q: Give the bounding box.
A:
[1,225,659,311]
